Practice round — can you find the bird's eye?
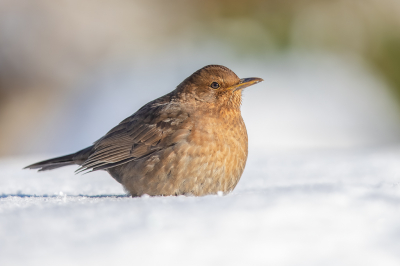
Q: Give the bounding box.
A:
[210,82,220,89]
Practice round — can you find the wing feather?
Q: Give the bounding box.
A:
[77,94,192,172]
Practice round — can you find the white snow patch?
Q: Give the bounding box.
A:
[1,147,400,265]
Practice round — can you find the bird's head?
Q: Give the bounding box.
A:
[176,65,263,109]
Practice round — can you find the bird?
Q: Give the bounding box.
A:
[25,65,263,196]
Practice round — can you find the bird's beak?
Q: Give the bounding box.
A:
[230,77,264,91]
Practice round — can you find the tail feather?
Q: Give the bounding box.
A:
[24,146,93,172]
[24,154,76,171]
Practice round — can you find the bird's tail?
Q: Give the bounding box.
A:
[24,146,93,172]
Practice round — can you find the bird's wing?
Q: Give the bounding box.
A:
[76,95,192,173]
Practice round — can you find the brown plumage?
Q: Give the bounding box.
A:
[25,65,263,196]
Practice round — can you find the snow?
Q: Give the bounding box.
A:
[1,147,400,266]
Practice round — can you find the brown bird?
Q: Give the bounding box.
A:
[25,65,263,196]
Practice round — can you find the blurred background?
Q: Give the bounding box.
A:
[1,0,400,157]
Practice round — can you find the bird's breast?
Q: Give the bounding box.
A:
[179,110,248,194]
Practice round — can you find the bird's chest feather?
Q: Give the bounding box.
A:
[190,114,247,152]
[184,110,248,178]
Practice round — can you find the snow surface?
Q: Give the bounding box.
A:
[1,147,400,266]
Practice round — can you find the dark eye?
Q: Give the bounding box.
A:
[210,82,220,89]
